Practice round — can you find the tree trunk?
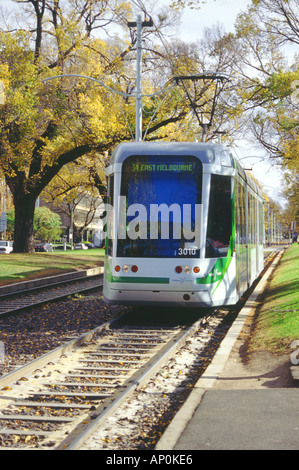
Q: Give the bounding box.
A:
[13,195,36,253]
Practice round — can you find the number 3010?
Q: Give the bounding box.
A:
[178,248,197,256]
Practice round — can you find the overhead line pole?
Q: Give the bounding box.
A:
[128,15,153,142]
[133,15,142,143]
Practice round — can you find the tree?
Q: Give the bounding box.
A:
[5,210,14,239]
[42,156,105,241]
[6,206,62,241]
[33,206,62,241]
[0,0,187,252]
[1,0,237,253]
[169,0,214,9]
[232,0,299,221]
[0,0,130,252]
[233,0,299,152]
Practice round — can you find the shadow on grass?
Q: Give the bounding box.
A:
[266,279,299,304]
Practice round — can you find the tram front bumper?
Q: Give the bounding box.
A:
[103,287,214,307]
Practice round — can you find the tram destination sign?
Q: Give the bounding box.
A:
[132,163,193,173]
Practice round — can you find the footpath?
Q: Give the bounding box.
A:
[156,246,299,450]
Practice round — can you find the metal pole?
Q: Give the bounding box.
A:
[3,188,6,241]
[128,16,153,141]
[70,201,74,250]
[135,15,143,142]
[268,203,271,246]
[271,210,274,245]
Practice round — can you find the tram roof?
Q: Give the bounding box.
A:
[109,142,263,198]
[110,141,232,166]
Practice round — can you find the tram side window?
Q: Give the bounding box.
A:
[206,174,232,258]
[259,201,264,244]
[237,180,246,246]
[248,192,256,246]
[253,195,257,245]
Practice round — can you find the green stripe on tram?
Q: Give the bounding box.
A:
[111,276,169,284]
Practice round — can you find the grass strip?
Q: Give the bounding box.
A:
[249,244,299,355]
[0,249,104,285]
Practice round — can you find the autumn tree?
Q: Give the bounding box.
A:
[1,0,243,253]
[0,29,121,252]
[229,0,299,224]
[0,0,191,252]
[232,0,299,155]
[0,0,129,252]
[6,206,62,241]
[41,155,106,241]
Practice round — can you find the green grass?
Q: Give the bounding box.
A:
[249,244,299,355]
[0,249,105,285]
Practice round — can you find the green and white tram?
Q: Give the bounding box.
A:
[103,142,264,307]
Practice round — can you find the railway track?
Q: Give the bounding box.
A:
[0,273,103,316]
[0,314,207,450]
[0,247,284,450]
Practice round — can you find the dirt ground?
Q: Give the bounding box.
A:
[214,340,294,390]
[214,309,297,390]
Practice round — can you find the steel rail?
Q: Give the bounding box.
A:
[0,272,103,316]
[0,318,191,450]
[62,319,204,450]
[0,320,112,390]
[0,267,104,298]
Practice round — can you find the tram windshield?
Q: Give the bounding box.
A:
[206,174,232,258]
[117,155,202,258]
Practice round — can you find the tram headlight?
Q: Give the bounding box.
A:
[122,265,129,273]
[184,266,191,274]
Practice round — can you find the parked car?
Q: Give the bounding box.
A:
[34,242,53,252]
[74,243,88,250]
[0,241,13,254]
[52,243,72,250]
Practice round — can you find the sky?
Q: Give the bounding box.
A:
[0,0,288,206]
[179,0,250,42]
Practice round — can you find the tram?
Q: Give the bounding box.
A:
[103,142,264,307]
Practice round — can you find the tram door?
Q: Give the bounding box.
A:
[236,178,248,295]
